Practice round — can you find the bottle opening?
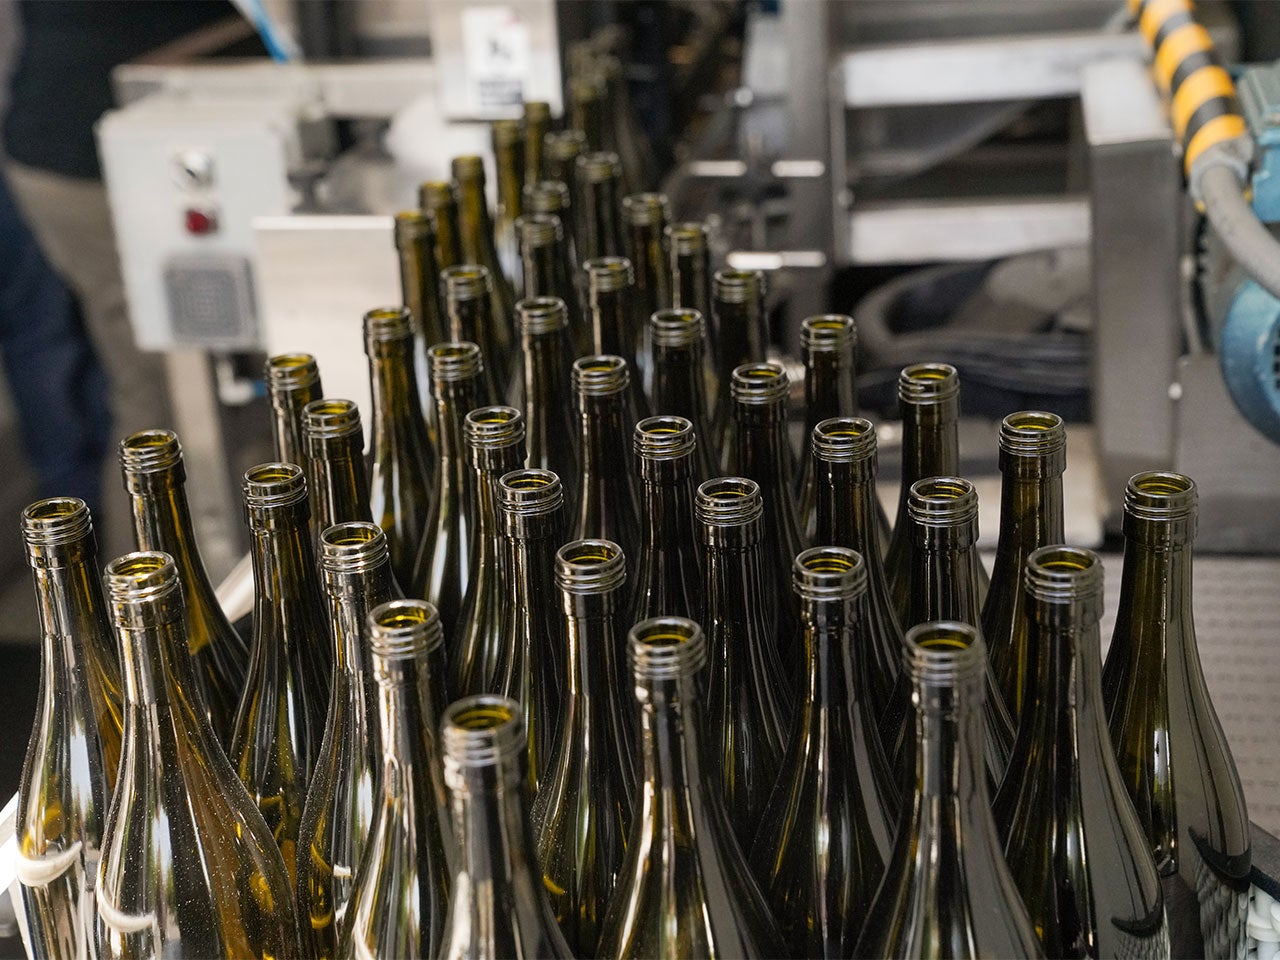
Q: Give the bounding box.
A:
[555,538,626,594]
[713,268,764,304]
[393,210,431,245]
[516,297,567,335]
[897,363,960,404]
[649,308,704,347]
[119,429,182,474]
[665,222,708,256]
[524,180,570,214]
[442,265,492,303]
[730,362,788,405]
[812,416,877,464]
[629,616,708,681]
[622,192,669,227]
[577,150,621,183]
[491,118,522,147]
[368,599,443,660]
[428,341,484,383]
[243,462,308,512]
[419,180,455,209]
[572,355,630,396]
[999,410,1066,460]
[22,497,93,550]
[800,315,856,353]
[105,551,180,605]
[363,306,414,345]
[303,399,362,439]
[904,620,987,684]
[1125,471,1197,522]
[451,155,485,181]
[523,100,551,123]
[1025,545,1104,611]
[907,476,979,526]
[545,129,586,161]
[794,546,867,602]
[515,214,562,249]
[266,353,319,391]
[498,468,564,518]
[464,406,525,450]
[320,522,389,572]
[442,695,525,770]
[695,476,764,526]
[585,256,634,293]
[634,416,696,461]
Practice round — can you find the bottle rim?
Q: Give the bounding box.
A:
[904,620,987,685]
[442,694,525,769]
[515,213,562,249]
[491,117,523,148]
[794,546,867,602]
[649,308,705,347]
[628,616,708,680]
[577,150,621,183]
[898,363,959,404]
[523,180,571,214]
[243,462,308,512]
[363,306,414,346]
[695,476,763,526]
[105,551,180,606]
[303,399,362,440]
[393,209,432,245]
[665,221,709,257]
[265,353,320,392]
[498,469,564,518]
[800,314,856,355]
[451,154,485,181]
[1024,545,1104,609]
[441,264,492,303]
[367,599,443,661]
[713,268,764,305]
[516,297,567,335]
[22,497,93,552]
[1124,471,1197,521]
[730,362,789,405]
[584,256,633,293]
[119,429,182,474]
[544,129,587,160]
[523,100,551,123]
[812,416,877,463]
[464,406,525,451]
[419,180,456,209]
[320,521,389,573]
[907,476,979,526]
[555,538,626,594]
[428,341,484,383]
[572,355,630,396]
[622,192,669,227]
[634,416,696,461]
[999,410,1066,459]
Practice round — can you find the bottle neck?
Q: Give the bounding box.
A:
[898,400,960,498]
[271,387,319,468]
[522,328,572,417]
[735,404,793,490]
[582,179,621,258]
[636,672,705,830]
[628,222,669,315]
[398,233,444,345]
[992,472,1065,577]
[817,459,881,565]
[450,758,537,906]
[805,350,855,430]
[703,520,768,603]
[713,299,763,378]
[522,242,567,301]
[799,596,851,707]
[435,379,483,463]
[580,393,632,477]
[495,146,525,224]
[638,459,696,548]
[250,505,321,647]
[430,202,464,271]
[910,526,983,626]
[562,591,617,703]
[652,342,707,413]
[118,600,194,712]
[456,178,499,266]
[589,287,634,360]
[31,542,110,660]
[912,673,989,809]
[368,339,427,450]
[1021,607,1108,762]
[374,655,445,781]
[309,435,371,533]
[672,249,711,318]
[1115,530,1195,654]
[473,449,525,540]
[326,565,395,675]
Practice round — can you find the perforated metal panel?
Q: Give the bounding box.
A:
[163,252,257,346]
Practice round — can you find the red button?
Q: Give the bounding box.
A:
[185,208,217,234]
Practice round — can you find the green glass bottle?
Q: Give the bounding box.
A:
[622,192,671,376]
[393,209,445,415]
[750,546,897,958]
[296,522,399,960]
[494,468,567,787]
[522,180,579,282]
[1102,472,1251,960]
[411,342,482,640]
[492,119,526,285]
[232,464,332,885]
[711,269,767,426]
[119,429,248,747]
[577,151,625,262]
[266,352,324,471]
[667,221,712,317]
[854,621,1042,960]
[523,101,551,183]
[17,498,122,960]
[532,539,634,956]
[419,180,464,272]
[569,76,608,154]
[600,55,656,191]
[516,296,580,500]
[438,696,575,960]
[441,265,506,402]
[648,308,719,482]
[96,552,299,959]
[982,411,1066,720]
[452,155,517,352]
[517,211,590,358]
[543,131,587,251]
[302,398,373,544]
[570,355,642,562]
[338,599,452,960]
[598,616,786,959]
[454,405,526,694]
[994,546,1169,959]
[695,477,790,847]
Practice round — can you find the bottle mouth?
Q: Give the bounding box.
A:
[363,306,414,345]
[265,353,320,392]
[713,268,764,305]
[1124,471,1197,521]
[393,209,432,246]
[523,180,570,215]
[498,469,564,518]
[442,265,492,303]
[907,476,979,526]
[800,314,856,355]
[570,76,605,105]
[367,599,443,661]
[450,154,485,182]
[442,694,525,771]
[320,521,390,573]
[897,363,959,404]
[555,538,626,594]
[523,100,551,123]
[544,129,586,161]
[516,296,567,335]
[515,213,562,249]
[1024,545,1104,611]
[22,497,93,551]
[428,341,484,383]
[105,551,180,606]
[794,546,867,601]
[999,410,1066,460]
[584,256,633,294]
[622,192,669,227]
[811,416,877,464]
[634,416,696,461]
[649,308,705,347]
[572,355,630,396]
[629,616,707,681]
[904,620,987,685]
[464,406,525,451]
[695,476,763,526]
[665,222,708,257]
[730,362,789,405]
[119,429,183,474]
[577,150,621,183]
[243,462,308,512]
[303,399,362,440]
[491,118,522,148]
[418,180,455,210]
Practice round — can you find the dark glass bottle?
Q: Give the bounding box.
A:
[695,477,790,847]
[339,599,452,960]
[452,155,517,347]
[1102,472,1251,960]
[296,522,398,960]
[854,620,1043,960]
[494,468,567,787]
[523,100,551,182]
[438,695,575,960]
[96,553,299,960]
[622,192,671,360]
[667,221,712,317]
[393,209,445,412]
[454,405,526,694]
[517,296,580,500]
[543,131,587,250]
[266,352,324,470]
[711,269,767,438]
[600,55,656,191]
[796,314,862,539]
[412,342,482,639]
[577,151,625,262]
[492,118,526,285]
[750,546,898,958]
[18,498,122,960]
[893,476,1015,787]
[523,180,579,284]
[585,256,639,366]
[441,265,506,402]
[233,463,332,883]
[629,415,702,625]
[119,429,248,747]
[419,180,464,272]
[364,306,436,588]
[570,355,642,563]
[982,411,1066,720]
[994,546,1169,959]
[598,617,786,959]
[302,398,373,542]
[532,539,634,956]
[569,76,608,153]
[516,213,586,353]
[649,308,719,482]
[812,417,905,762]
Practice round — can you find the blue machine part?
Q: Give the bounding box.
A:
[1219,278,1280,443]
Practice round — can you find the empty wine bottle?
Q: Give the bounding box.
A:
[812,418,904,753]
[517,297,580,500]
[232,464,332,884]
[492,119,526,284]
[751,547,897,958]
[629,416,702,625]
[438,695,575,960]
[892,477,1015,786]
[598,617,785,959]
[303,399,373,544]
[441,265,506,402]
[364,306,436,588]
[419,180,464,272]
[297,522,398,960]
[622,193,671,365]
[532,539,634,956]
[516,214,588,355]
[523,180,579,281]
[96,552,299,959]
[711,269,767,439]
[599,55,657,191]
[543,131,587,247]
[455,405,526,694]
[570,356,642,562]
[855,621,1043,960]
[453,155,517,349]
[982,411,1066,720]
[119,429,248,747]
[577,151,625,262]
[393,209,445,411]
[667,221,712,317]
[18,498,122,960]
[585,256,641,375]
[695,477,790,847]
[494,468,567,786]
[266,352,324,470]
[1102,472,1250,960]
[339,599,452,960]
[994,546,1169,959]
[648,308,719,481]
[412,342,482,639]
[523,101,551,183]
[569,76,608,154]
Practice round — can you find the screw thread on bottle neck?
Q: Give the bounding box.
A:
[363,306,415,346]
[243,462,309,526]
[320,521,390,576]
[429,341,484,385]
[524,181,571,216]
[793,545,867,602]
[731,362,789,406]
[22,497,95,559]
[515,213,562,250]
[555,538,626,595]
[629,616,708,682]
[1123,471,1198,544]
[394,209,433,248]
[649,308,705,348]
[1025,545,1105,628]
[577,150,621,184]
[622,192,669,227]
[517,297,567,336]
[801,314,856,359]
[265,353,320,394]
[303,399,362,441]
[105,551,183,628]
[442,695,526,778]
[367,599,443,662]
[572,355,630,397]
[898,362,960,405]
[442,265,492,304]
